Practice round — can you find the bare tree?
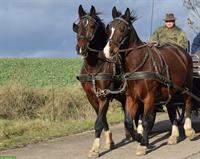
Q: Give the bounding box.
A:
[183,0,200,34]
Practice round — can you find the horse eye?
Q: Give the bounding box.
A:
[91,25,96,29]
[120,28,125,33]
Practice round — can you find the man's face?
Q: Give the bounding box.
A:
[165,21,175,28]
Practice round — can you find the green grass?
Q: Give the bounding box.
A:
[0,58,82,87]
[0,112,123,150]
[0,58,124,150]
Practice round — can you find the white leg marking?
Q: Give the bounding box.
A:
[88,138,100,157]
[171,124,179,137]
[137,119,143,135]
[104,130,115,150]
[184,117,195,140]
[184,117,192,130]
[168,124,179,145]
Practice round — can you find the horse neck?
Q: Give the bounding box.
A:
[90,23,107,50]
[84,51,102,68]
[84,22,107,68]
[128,25,143,48]
[122,25,149,71]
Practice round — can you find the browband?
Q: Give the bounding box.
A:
[113,17,129,26]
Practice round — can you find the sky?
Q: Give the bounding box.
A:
[0,0,197,58]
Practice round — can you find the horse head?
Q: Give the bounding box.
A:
[103,7,138,59]
[73,5,106,58]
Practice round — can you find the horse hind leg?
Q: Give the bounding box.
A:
[167,105,179,145]
[183,95,195,140]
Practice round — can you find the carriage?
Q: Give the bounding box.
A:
[73,5,200,157]
[191,52,200,113]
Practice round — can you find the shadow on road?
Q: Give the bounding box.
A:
[148,118,200,153]
[100,118,200,157]
[99,138,133,157]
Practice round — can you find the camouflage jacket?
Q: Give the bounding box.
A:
[149,25,188,50]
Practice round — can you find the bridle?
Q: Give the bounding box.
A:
[76,15,99,42]
[106,17,150,55]
[107,17,130,49]
[74,15,100,57]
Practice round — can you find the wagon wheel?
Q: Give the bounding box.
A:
[176,105,185,125]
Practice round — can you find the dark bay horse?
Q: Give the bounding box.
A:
[73,5,128,158]
[103,7,195,155]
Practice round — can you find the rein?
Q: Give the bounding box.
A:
[87,46,101,53]
[118,43,150,53]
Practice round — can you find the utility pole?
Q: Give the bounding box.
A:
[150,0,155,38]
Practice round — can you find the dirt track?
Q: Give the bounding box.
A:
[1,113,200,159]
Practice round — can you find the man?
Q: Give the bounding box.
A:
[149,13,188,50]
[191,32,200,54]
[149,13,189,112]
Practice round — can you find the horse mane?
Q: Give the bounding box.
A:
[93,12,106,29]
[122,10,137,23]
[130,11,137,23]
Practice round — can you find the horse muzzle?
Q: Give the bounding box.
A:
[103,41,119,59]
[76,44,88,57]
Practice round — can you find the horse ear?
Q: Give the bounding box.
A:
[78,5,86,18]
[112,6,119,19]
[124,8,130,21]
[90,5,96,17]
[73,23,78,33]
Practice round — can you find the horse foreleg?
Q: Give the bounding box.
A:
[136,95,155,156]
[123,102,132,141]
[183,95,195,140]
[115,95,132,141]
[88,98,113,158]
[167,105,179,145]
[136,105,144,135]
[124,96,142,142]
[102,112,115,150]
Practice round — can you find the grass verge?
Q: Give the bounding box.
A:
[0,112,123,150]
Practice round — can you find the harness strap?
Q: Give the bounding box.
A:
[173,85,200,102]
[124,70,200,102]
[151,46,172,103]
[77,74,118,81]
[124,71,171,85]
[87,46,101,53]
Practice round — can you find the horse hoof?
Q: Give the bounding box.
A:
[87,151,99,158]
[167,135,178,145]
[125,133,132,141]
[103,141,115,150]
[136,145,147,156]
[185,128,195,140]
